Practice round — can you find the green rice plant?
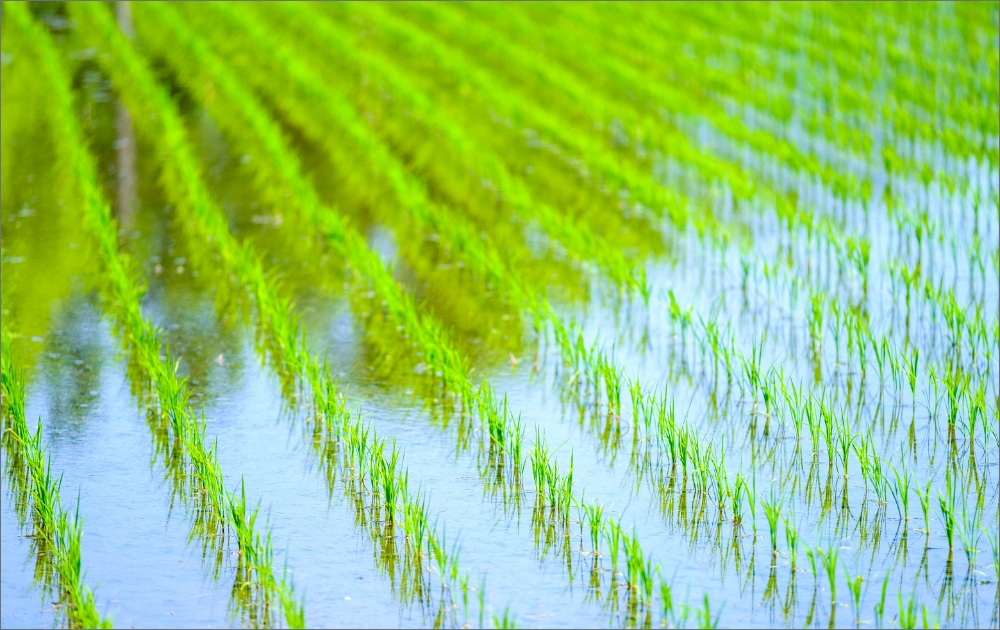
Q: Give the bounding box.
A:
[623,530,645,589]
[34,4,306,620]
[906,348,919,413]
[694,593,722,629]
[984,525,999,580]
[70,4,479,614]
[888,460,912,521]
[869,457,889,506]
[1,329,108,629]
[747,472,759,538]
[279,563,307,630]
[897,593,918,629]
[639,559,657,607]
[835,424,856,478]
[956,501,982,566]
[873,571,891,629]
[762,492,784,555]
[852,432,873,491]
[783,516,799,570]
[583,502,604,554]
[938,491,957,550]
[805,549,818,583]
[915,480,933,534]
[819,403,836,463]
[843,567,863,626]
[658,573,674,624]
[730,472,747,525]
[604,517,623,577]
[460,573,471,626]
[492,607,518,629]
[808,291,825,354]
[921,604,939,629]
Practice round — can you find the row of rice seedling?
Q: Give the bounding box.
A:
[135,6,704,624]
[464,0,996,221]
[1,328,109,628]
[530,166,993,624]
[652,270,982,584]
[149,8,759,625]
[254,1,713,595]
[5,2,994,627]
[296,8,992,608]
[396,3,863,202]
[10,4,303,626]
[675,2,999,170]
[67,3,483,623]
[294,2,928,350]
[246,2,649,302]
[535,3,995,189]
[349,2,758,216]
[769,3,999,159]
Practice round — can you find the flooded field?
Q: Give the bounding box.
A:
[2,2,998,628]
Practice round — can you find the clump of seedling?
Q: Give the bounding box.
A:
[1,325,110,628]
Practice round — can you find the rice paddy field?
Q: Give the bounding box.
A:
[1,2,998,628]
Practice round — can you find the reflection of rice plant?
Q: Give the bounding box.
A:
[478,576,487,629]
[984,526,1000,580]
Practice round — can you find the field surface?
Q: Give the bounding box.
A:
[2,2,998,628]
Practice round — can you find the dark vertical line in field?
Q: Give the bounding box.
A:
[113,2,137,233]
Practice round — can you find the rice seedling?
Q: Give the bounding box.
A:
[916,480,934,535]
[985,525,1000,580]
[889,460,912,521]
[897,592,919,630]
[694,593,723,630]
[843,567,864,626]
[1,327,110,629]
[955,502,982,567]
[5,1,997,627]
[783,516,799,570]
[938,491,957,551]
[658,575,675,625]
[762,492,784,556]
